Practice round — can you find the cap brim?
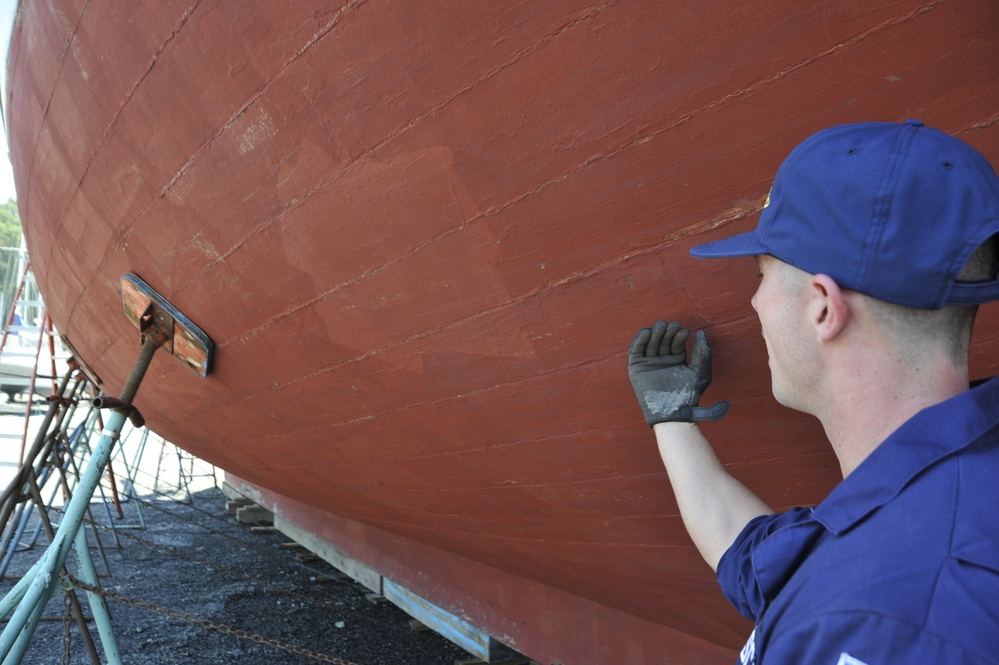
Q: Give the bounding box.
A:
[690,230,767,258]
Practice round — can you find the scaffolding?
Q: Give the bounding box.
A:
[0,267,216,664]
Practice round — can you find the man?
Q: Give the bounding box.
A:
[628,120,999,664]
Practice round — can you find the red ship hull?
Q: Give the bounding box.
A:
[6,1,999,661]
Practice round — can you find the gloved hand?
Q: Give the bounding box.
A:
[628,320,730,426]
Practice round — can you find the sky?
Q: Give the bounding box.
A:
[0,0,19,204]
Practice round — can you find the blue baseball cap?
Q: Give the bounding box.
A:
[691,120,999,309]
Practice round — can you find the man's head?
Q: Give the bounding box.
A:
[691,120,999,410]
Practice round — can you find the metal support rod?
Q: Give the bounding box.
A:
[0,409,129,663]
[0,425,71,576]
[18,310,50,465]
[0,387,83,576]
[0,262,31,353]
[45,314,58,397]
[24,470,101,665]
[3,593,47,664]
[111,427,148,530]
[69,526,121,664]
[0,369,77,532]
[0,506,35,577]
[55,431,119,562]
[0,449,71,576]
[105,458,124,519]
[0,336,161,663]
[120,335,159,406]
[0,562,35,619]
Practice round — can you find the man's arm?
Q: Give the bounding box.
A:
[628,321,772,570]
[654,422,772,571]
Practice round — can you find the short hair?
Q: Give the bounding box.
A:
[867,236,999,363]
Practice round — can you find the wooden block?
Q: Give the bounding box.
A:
[365,593,389,605]
[225,498,253,516]
[278,541,303,549]
[250,525,279,533]
[409,619,431,632]
[236,505,274,524]
[385,579,519,663]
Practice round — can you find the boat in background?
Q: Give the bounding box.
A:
[5,2,998,662]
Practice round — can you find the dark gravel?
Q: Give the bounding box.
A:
[0,483,474,665]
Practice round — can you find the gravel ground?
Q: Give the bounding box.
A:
[0,476,476,665]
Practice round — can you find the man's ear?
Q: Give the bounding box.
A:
[809,274,848,343]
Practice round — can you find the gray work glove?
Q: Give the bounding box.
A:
[628,320,730,426]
